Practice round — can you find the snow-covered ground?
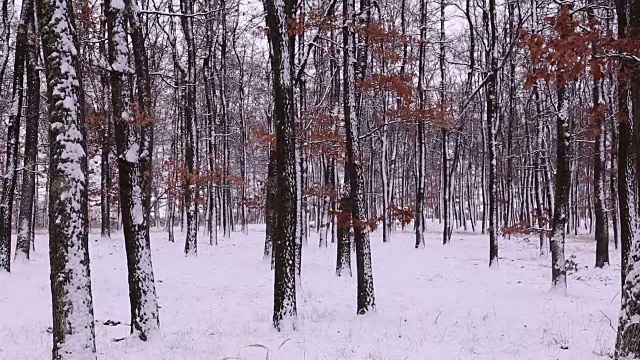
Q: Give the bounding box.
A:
[0,223,620,359]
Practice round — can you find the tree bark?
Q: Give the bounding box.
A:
[484,0,499,267]
[37,0,97,353]
[180,0,198,255]
[15,0,38,260]
[0,0,30,271]
[588,3,609,268]
[344,0,375,314]
[107,0,161,340]
[336,170,352,277]
[263,0,298,330]
[550,85,570,290]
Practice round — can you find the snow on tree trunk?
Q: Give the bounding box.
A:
[320,154,335,248]
[0,0,30,270]
[15,0,38,261]
[37,0,97,354]
[616,219,640,358]
[414,0,426,248]
[129,1,161,337]
[615,0,639,350]
[100,117,112,238]
[588,3,609,268]
[343,0,375,315]
[484,0,499,268]
[107,0,161,340]
[295,127,303,281]
[265,144,276,263]
[380,123,391,244]
[262,0,298,330]
[336,171,352,277]
[533,86,547,257]
[549,85,570,291]
[439,0,451,246]
[180,0,198,256]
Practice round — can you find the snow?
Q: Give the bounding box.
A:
[43,0,97,357]
[125,144,139,163]
[0,224,620,359]
[111,0,125,10]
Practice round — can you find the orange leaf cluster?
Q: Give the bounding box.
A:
[358,73,413,101]
[521,6,593,87]
[251,124,275,148]
[390,205,413,227]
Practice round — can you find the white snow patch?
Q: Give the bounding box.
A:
[125,144,139,164]
[0,224,620,359]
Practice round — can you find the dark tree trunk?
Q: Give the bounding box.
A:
[615,0,640,355]
[100,117,112,238]
[263,0,298,330]
[440,0,451,245]
[336,170,352,277]
[550,85,570,290]
[414,0,427,249]
[484,0,499,267]
[100,18,112,239]
[589,4,609,268]
[533,86,547,256]
[180,0,197,255]
[107,0,161,340]
[15,0,38,260]
[265,142,276,265]
[203,36,217,246]
[0,0,30,271]
[344,0,375,315]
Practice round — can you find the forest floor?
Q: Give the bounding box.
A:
[0,222,620,360]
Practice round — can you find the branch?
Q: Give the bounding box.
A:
[139,8,222,18]
[358,120,406,140]
[295,0,339,84]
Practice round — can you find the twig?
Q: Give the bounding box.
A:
[599,309,616,333]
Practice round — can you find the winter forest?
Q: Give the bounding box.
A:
[2,0,640,357]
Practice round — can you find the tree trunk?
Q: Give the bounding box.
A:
[589,4,609,268]
[336,170,352,277]
[615,0,640,354]
[107,0,161,339]
[15,0,38,260]
[263,0,298,330]
[265,142,276,264]
[440,0,451,245]
[344,0,375,314]
[37,0,97,353]
[414,0,427,249]
[0,0,30,271]
[484,0,499,267]
[550,85,570,290]
[180,0,197,255]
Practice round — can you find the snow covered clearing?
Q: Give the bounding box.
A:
[0,224,619,359]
